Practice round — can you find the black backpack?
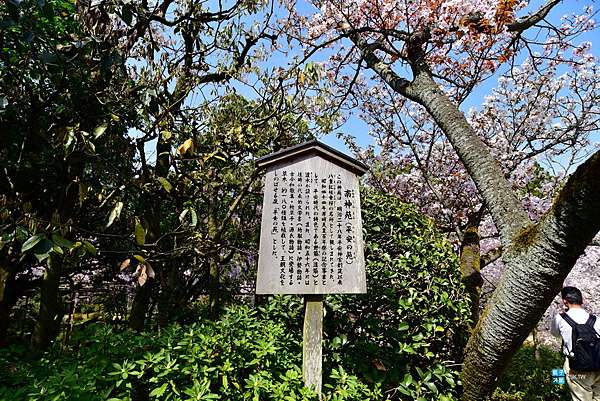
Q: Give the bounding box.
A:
[560,313,600,371]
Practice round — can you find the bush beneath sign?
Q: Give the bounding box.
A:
[0,304,381,401]
[325,190,472,400]
[0,191,472,401]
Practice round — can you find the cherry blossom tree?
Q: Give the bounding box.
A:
[354,50,600,323]
[282,0,600,399]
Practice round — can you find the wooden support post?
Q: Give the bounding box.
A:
[303,294,323,395]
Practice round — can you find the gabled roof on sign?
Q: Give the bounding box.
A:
[256,139,368,176]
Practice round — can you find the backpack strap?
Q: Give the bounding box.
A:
[586,315,596,327]
[560,313,579,355]
[586,315,600,338]
[561,312,578,328]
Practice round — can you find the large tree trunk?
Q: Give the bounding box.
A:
[157,264,185,328]
[129,279,154,331]
[0,263,17,346]
[349,40,600,398]
[31,256,64,353]
[129,129,169,332]
[402,69,600,399]
[460,152,600,399]
[403,68,600,400]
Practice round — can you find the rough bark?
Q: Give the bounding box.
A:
[129,279,154,331]
[0,263,17,346]
[404,67,600,399]
[461,151,600,400]
[460,224,484,325]
[157,266,184,327]
[31,256,64,353]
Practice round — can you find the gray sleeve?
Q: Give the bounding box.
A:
[551,313,562,338]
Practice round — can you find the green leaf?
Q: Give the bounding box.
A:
[34,252,51,262]
[178,209,188,223]
[157,177,172,193]
[51,233,73,249]
[161,130,172,141]
[64,127,76,154]
[34,239,53,262]
[189,209,198,227]
[121,4,132,25]
[21,233,45,252]
[78,182,87,205]
[149,383,168,397]
[135,218,146,246]
[425,381,438,393]
[106,201,124,228]
[93,124,108,139]
[83,240,97,255]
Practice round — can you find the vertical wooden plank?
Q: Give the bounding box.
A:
[303,294,323,395]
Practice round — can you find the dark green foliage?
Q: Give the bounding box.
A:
[0,304,381,401]
[491,345,569,401]
[325,190,472,400]
[0,0,135,206]
[0,0,137,348]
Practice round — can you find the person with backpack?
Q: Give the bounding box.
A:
[551,286,600,400]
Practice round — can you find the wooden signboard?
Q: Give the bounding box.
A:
[256,140,367,394]
[256,140,367,295]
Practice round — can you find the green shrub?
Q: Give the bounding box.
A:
[0,304,381,401]
[491,345,569,401]
[0,190,472,401]
[324,190,472,400]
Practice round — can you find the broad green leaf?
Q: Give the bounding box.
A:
[133,254,145,263]
[106,201,124,228]
[178,209,188,223]
[189,209,198,227]
[135,218,146,246]
[83,240,97,255]
[157,177,172,193]
[93,124,107,139]
[86,139,95,153]
[34,239,53,262]
[425,381,438,393]
[149,383,168,397]
[161,130,172,141]
[398,322,409,331]
[64,127,76,154]
[52,233,73,249]
[21,233,44,252]
[78,182,87,205]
